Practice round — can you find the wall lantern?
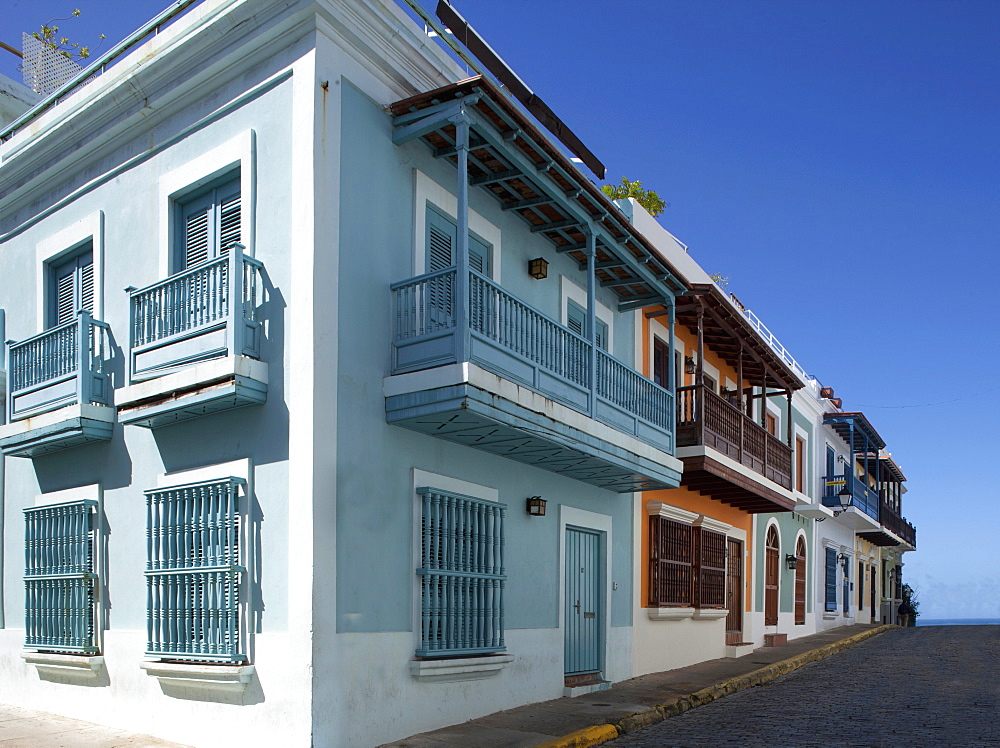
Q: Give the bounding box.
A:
[684,355,697,375]
[526,496,547,516]
[528,257,549,280]
[833,486,853,515]
[785,554,798,571]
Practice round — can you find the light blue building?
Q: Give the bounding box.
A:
[0,1,688,745]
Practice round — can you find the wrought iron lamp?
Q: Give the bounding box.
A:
[785,554,798,571]
[684,355,697,375]
[832,486,853,516]
[525,496,547,516]
[528,257,548,279]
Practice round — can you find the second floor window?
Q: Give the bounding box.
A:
[49,246,94,327]
[177,176,241,272]
[426,204,491,275]
[567,300,608,350]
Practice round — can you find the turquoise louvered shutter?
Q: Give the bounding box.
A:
[426,205,491,275]
[567,300,607,350]
[567,300,585,337]
[51,249,94,327]
[178,177,241,271]
[595,318,609,351]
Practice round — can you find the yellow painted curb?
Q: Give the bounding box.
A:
[534,723,619,748]
[538,625,896,747]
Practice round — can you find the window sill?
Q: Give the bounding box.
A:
[822,611,839,620]
[409,654,513,683]
[140,661,255,697]
[692,608,729,621]
[647,606,695,621]
[21,651,105,684]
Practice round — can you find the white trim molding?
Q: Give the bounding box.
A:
[35,210,105,327]
[140,661,255,697]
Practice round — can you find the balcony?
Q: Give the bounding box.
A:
[116,246,267,428]
[0,312,114,457]
[873,501,917,549]
[673,384,796,513]
[386,269,682,492]
[819,473,881,532]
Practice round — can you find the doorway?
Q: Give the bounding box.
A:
[794,536,806,625]
[725,537,744,644]
[564,527,602,678]
[764,525,779,626]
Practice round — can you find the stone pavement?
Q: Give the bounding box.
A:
[0,704,189,748]
[383,624,890,747]
[608,625,1000,747]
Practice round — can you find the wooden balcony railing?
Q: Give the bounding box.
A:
[821,474,879,519]
[878,501,917,547]
[127,245,263,383]
[676,383,792,489]
[5,311,112,422]
[391,268,675,452]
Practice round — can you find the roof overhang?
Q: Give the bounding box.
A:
[823,412,886,452]
[390,76,689,310]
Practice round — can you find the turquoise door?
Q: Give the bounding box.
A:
[564,527,602,675]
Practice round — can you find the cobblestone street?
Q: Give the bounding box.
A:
[607,626,999,747]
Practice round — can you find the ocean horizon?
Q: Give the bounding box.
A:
[916,618,1000,626]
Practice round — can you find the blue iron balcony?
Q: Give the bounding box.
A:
[0,312,114,457]
[116,245,267,428]
[386,268,682,492]
[822,473,880,520]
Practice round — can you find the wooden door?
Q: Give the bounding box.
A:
[870,564,877,622]
[764,526,779,626]
[725,538,743,644]
[565,527,602,676]
[794,536,806,625]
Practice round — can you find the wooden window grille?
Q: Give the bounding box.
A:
[649,517,693,606]
[695,528,727,608]
[144,478,246,663]
[417,488,505,657]
[24,500,99,654]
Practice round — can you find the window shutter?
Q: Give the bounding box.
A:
[79,257,94,315]
[218,190,241,255]
[426,207,456,273]
[55,271,76,325]
[825,548,838,611]
[183,203,211,269]
[595,318,609,351]
[566,301,585,337]
[470,234,490,275]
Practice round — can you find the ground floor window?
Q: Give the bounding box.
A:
[824,547,838,611]
[24,500,98,654]
[416,488,505,657]
[144,478,246,663]
[649,516,727,609]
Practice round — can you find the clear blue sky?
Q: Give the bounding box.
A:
[3,0,998,619]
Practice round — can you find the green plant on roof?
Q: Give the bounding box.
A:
[33,9,105,61]
[600,177,668,217]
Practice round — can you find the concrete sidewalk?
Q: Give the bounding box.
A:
[383,624,894,748]
[0,704,189,748]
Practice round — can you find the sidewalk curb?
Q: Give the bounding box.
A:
[534,625,896,748]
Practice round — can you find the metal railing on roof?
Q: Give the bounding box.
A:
[0,0,202,142]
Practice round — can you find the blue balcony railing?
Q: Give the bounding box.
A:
[392,268,674,451]
[821,473,879,520]
[127,245,263,383]
[5,312,112,422]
